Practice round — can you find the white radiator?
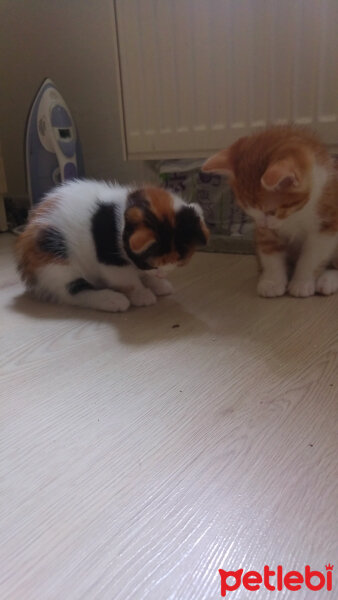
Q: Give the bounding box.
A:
[114,0,338,158]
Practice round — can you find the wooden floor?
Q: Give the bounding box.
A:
[1,232,337,599]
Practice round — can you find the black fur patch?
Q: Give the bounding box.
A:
[37,226,68,258]
[175,207,208,254]
[91,203,129,266]
[67,278,95,295]
[127,189,149,212]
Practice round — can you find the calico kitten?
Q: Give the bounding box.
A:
[203,125,338,297]
[16,180,209,311]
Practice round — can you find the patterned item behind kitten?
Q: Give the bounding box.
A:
[16,180,209,312]
[159,159,254,254]
[203,125,338,298]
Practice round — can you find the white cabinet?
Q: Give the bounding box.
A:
[114,0,338,159]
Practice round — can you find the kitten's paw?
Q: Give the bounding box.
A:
[129,287,157,307]
[288,279,315,298]
[147,277,174,296]
[257,277,287,298]
[109,294,130,312]
[316,270,338,295]
[92,290,130,312]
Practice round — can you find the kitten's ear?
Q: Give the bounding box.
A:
[129,227,156,254]
[202,150,234,178]
[261,159,300,192]
[125,205,144,224]
[189,202,210,242]
[193,215,209,246]
[189,202,204,218]
[198,221,210,245]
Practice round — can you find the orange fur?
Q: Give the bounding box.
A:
[125,206,144,224]
[129,227,156,253]
[125,187,176,252]
[318,174,338,233]
[255,227,286,254]
[151,251,180,268]
[16,197,67,285]
[261,158,301,190]
[203,125,338,249]
[143,186,175,225]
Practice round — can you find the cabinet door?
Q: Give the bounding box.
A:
[115,0,338,159]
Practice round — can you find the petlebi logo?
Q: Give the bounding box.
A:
[219,564,334,596]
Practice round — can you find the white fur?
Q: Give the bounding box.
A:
[257,252,288,297]
[316,270,338,295]
[141,273,174,296]
[27,179,186,312]
[248,165,338,298]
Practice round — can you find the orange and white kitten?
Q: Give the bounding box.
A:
[203,125,338,297]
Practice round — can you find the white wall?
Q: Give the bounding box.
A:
[0,0,155,197]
